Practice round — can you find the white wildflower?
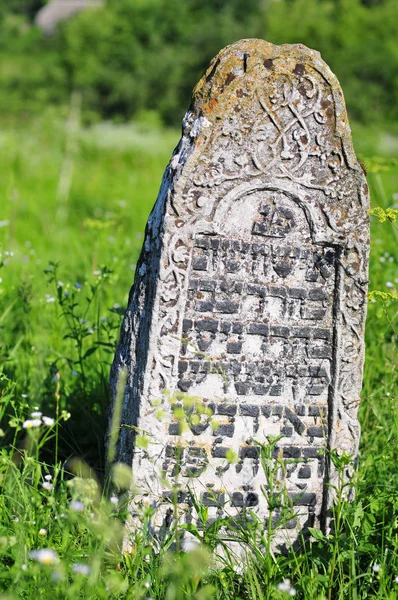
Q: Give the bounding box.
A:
[23,419,42,429]
[373,563,381,572]
[386,282,394,288]
[144,582,151,589]
[39,528,47,536]
[42,482,54,491]
[29,549,59,565]
[110,495,119,506]
[277,579,296,596]
[42,416,55,426]
[13,517,20,523]
[69,500,84,512]
[72,563,91,576]
[21,563,27,571]
[44,474,52,481]
[233,564,243,575]
[142,496,156,508]
[394,575,398,583]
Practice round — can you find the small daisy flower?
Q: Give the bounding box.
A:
[31,411,42,418]
[233,564,243,575]
[278,579,291,592]
[72,563,91,576]
[42,482,54,491]
[29,549,59,565]
[386,282,394,288]
[277,579,296,596]
[44,474,52,481]
[39,528,47,536]
[142,496,156,508]
[23,419,42,429]
[394,575,398,583]
[373,563,381,572]
[42,416,55,426]
[69,500,84,512]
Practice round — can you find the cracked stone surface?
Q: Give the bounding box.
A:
[110,39,369,547]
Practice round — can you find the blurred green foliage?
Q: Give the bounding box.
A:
[0,0,397,126]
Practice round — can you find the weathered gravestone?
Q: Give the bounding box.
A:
[111,39,369,546]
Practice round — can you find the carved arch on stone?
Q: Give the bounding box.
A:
[193,179,340,246]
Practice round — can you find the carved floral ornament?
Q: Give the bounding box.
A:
[192,69,355,204]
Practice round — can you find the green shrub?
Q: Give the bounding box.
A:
[0,0,397,125]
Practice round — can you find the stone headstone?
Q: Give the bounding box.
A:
[111,39,369,546]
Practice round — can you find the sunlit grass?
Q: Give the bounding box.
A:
[0,112,397,598]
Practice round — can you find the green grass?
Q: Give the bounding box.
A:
[0,111,397,598]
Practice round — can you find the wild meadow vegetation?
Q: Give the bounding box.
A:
[0,0,397,597]
[0,108,397,599]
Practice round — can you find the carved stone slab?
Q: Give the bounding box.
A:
[111,39,369,546]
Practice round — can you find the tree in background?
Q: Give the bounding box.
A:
[2,0,47,19]
[0,0,396,127]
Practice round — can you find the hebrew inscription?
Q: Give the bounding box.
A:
[111,39,369,549]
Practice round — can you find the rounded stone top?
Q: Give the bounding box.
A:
[190,39,359,172]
